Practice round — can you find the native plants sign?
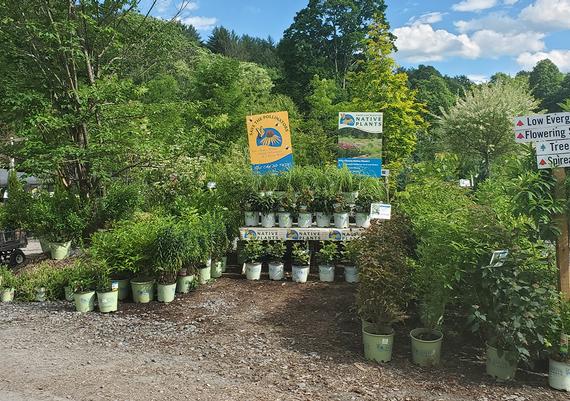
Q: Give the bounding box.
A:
[337,112,383,177]
[247,112,294,174]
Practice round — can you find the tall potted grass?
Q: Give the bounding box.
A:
[316,242,337,282]
[291,242,311,283]
[152,226,185,303]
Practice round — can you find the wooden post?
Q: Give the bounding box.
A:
[553,167,570,300]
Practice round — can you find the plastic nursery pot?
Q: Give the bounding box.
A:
[198,263,212,285]
[355,213,371,228]
[486,344,518,381]
[278,212,293,228]
[343,265,360,283]
[245,211,259,227]
[50,241,72,260]
[176,275,195,294]
[363,326,395,363]
[268,262,284,281]
[549,358,570,391]
[221,256,228,273]
[319,265,335,282]
[297,212,313,228]
[316,213,331,228]
[410,328,443,367]
[74,291,96,313]
[0,288,15,302]
[333,212,350,229]
[261,212,276,228]
[157,283,176,303]
[64,286,74,302]
[292,265,310,283]
[130,279,155,304]
[39,238,50,254]
[115,279,130,301]
[245,262,262,281]
[97,291,118,313]
[211,260,223,278]
[35,287,47,302]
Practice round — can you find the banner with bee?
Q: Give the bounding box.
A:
[246,112,294,174]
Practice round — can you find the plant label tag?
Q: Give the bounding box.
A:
[489,250,509,267]
[381,338,389,345]
[111,281,119,292]
[370,203,391,220]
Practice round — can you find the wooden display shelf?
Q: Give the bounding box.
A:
[239,226,364,241]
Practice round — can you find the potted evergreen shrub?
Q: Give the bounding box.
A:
[316,242,337,282]
[296,188,314,228]
[339,241,359,283]
[291,242,311,283]
[549,299,570,391]
[0,267,16,303]
[152,226,185,303]
[333,193,350,229]
[243,192,261,227]
[70,261,97,313]
[243,239,265,280]
[259,191,277,228]
[94,263,118,313]
[314,189,335,228]
[354,216,413,363]
[267,241,286,281]
[277,191,296,228]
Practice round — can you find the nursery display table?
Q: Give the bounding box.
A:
[239,226,364,242]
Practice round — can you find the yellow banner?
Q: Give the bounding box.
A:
[246,112,293,173]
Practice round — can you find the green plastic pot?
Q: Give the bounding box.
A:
[64,286,74,302]
[363,327,395,363]
[39,238,50,254]
[74,291,95,312]
[97,291,118,313]
[35,287,47,302]
[176,275,195,293]
[131,280,155,303]
[486,344,518,381]
[211,260,223,278]
[221,256,228,273]
[157,283,176,303]
[549,358,570,391]
[410,328,443,367]
[1,288,15,302]
[199,263,212,284]
[114,279,130,301]
[50,241,71,260]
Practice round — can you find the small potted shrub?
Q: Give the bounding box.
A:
[316,242,337,282]
[152,226,185,303]
[70,261,97,313]
[205,216,229,279]
[267,241,286,281]
[243,192,261,227]
[243,239,265,280]
[549,299,570,391]
[339,241,359,283]
[259,192,277,228]
[291,242,311,283]
[94,263,118,313]
[297,188,314,228]
[354,216,413,363]
[355,179,385,228]
[313,189,335,228]
[0,267,16,302]
[333,193,350,229]
[277,191,296,228]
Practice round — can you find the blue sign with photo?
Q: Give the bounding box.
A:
[338,158,382,178]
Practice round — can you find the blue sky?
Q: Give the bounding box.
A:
[148,0,570,81]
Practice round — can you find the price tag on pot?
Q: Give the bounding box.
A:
[370,203,391,220]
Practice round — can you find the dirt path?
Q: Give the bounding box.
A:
[0,276,566,401]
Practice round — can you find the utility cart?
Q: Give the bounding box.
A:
[0,230,27,267]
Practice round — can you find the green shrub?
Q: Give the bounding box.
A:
[151,226,186,284]
[291,242,311,266]
[97,183,143,226]
[243,240,265,263]
[266,241,286,262]
[0,266,17,289]
[316,242,338,265]
[15,262,70,301]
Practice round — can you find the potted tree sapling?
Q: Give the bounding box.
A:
[354,215,413,363]
[243,239,265,280]
[151,226,185,303]
[94,263,118,313]
[314,189,335,228]
[70,261,97,313]
[317,242,338,282]
[410,285,445,367]
[0,267,16,303]
[243,192,261,227]
[296,188,314,228]
[549,299,570,391]
[277,191,296,228]
[291,242,311,283]
[259,191,277,228]
[267,241,286,281]
[333,193,350,229]
[339,241,359,283]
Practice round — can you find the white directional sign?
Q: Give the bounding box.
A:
[536,140,570,156]
[537,153,570,169]
[514,112,570,143]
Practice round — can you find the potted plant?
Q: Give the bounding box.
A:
[259,191,277,228]
[333,193,350,229]
[152,226,185,303]
[243,192,261,227]
[0,267,16,302]
[94,263,118,313]
[291,242,311,283]
[205,215,229,279]
[277,191,296,228]
[267,241,286,281]
[409,291,445,367]
[313,189,335,228]
[316,242,337,282]
[549,299,570,391]
[355,179,385,228]
[243,239,265,280]
[296,188,314,228]
[353,216,413,363]
[337,166,358,204]
[339,241,359,283]
[70,261,97,313]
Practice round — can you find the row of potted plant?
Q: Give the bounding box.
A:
[240,240,360,283]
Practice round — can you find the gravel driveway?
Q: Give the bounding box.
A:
[0,276,567,401]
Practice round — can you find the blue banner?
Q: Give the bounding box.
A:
[338,158,382,178]
[252,154,294,175]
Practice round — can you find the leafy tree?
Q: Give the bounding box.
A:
[438,80,539,181]
[529,59,564,112]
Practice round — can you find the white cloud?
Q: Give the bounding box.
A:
[471,30,545,57]
[520,0,570,30]
[503,0,519,4]
[467,74,490,83]
[517,50,570,72]
[452,0,498,12]
[454,13,520,33]
[408,12,447,25]
[157,0,198,14]
[178,16,218,30]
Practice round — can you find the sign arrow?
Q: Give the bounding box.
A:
[517,120,525,127]
[539,159,547,166]
[517,133,524,139]
[540,144,546,151]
